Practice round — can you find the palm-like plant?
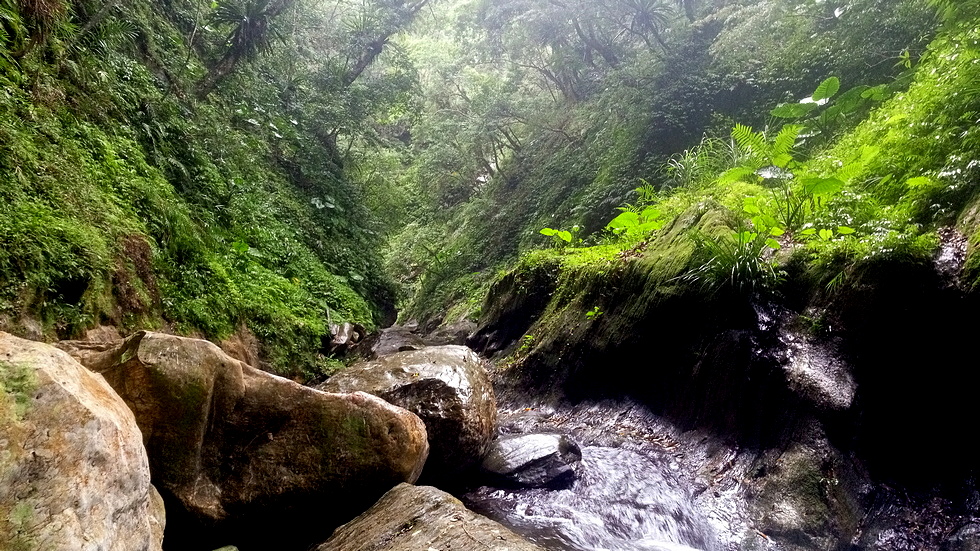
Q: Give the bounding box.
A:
[198,0,292,97]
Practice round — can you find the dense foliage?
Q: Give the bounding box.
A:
[381,0,937,326]
[0,0,426,377]
[2,0,975,375]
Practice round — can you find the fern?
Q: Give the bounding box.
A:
[772,125,802,159]
[731,123,766,157]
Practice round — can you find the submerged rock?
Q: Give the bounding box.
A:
[0,332,163,551]
[318,345,496,484]
[482,433,582,488]
[61,331,429,551]
[317,483,546,551]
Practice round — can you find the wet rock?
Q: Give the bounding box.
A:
[316,483,546,551]
[423,320,478,346]
[780,322,855,411]
[0,332,162,551]
[482,433,582,488]
[61,331,429,551]
[365,326,426,358]
[942,522,980,551]
[749,442,861,551]
[318,345,496,484]
[852,488,965,551]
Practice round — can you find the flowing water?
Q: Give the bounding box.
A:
[460,297,976,551]
[463,400,766,551]
[467,446,716,551]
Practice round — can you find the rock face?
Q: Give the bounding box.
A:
[317,483,547,551]
[61,331,429,551]
[942,523,980,551]
[749,440,861,551]
[0,332,162,551]
[482,433,582,488]
[318,345,496,484]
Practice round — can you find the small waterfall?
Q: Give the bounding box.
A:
[467,446,717,551]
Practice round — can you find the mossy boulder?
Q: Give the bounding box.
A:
[318,345,496,485]
[473,207,800,441]
[0,332,162,551]
[747,441,861,551]
[60,331,429,551]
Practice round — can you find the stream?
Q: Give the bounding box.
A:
[458,301,978,551]
[464,400,760,551]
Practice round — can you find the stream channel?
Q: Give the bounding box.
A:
[462,395,979,551]
[456,304,979,551]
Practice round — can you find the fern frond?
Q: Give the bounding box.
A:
[732,123,766,157]
[772,124,803,158]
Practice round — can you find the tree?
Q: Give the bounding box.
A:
[198,0,297,97]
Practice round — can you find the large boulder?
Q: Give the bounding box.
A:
[422,321,477,346]
[60,331,429,551]
[0,332,163,551]
[317,483,547,551]
[318,345,496,484]
[482,433,582,488]
[361,326,427,358]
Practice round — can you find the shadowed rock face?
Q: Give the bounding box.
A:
[318,345,496,485]
[59,331,429,551]
[317,484,547,551]
[0,332,163,551]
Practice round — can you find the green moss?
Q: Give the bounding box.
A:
[0,501,36,551]
[0,362,37,551]
[0,361,37,422]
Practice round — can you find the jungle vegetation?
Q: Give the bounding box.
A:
[1,0,976,375]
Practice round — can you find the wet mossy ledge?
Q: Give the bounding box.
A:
[471,203,980,487]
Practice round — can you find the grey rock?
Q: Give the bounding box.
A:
[317,483,546,551]
[422,321,478,346]
[328,322,366,354]
[482,433,582,488]
[942,523,980,551]
[0,332,162,551]
[369,326,427,358]
[319,345,496,483]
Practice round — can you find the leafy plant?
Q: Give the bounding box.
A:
[605,181,666,243]
[720,121,878,235]
[606,206,665,241]
[518,334,535,352]
[684,216,784,296]
[770,76,890,145]
[585,305,602,319]
[540,226,580,250]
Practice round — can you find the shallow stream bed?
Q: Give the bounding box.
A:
[462,399,978,551]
